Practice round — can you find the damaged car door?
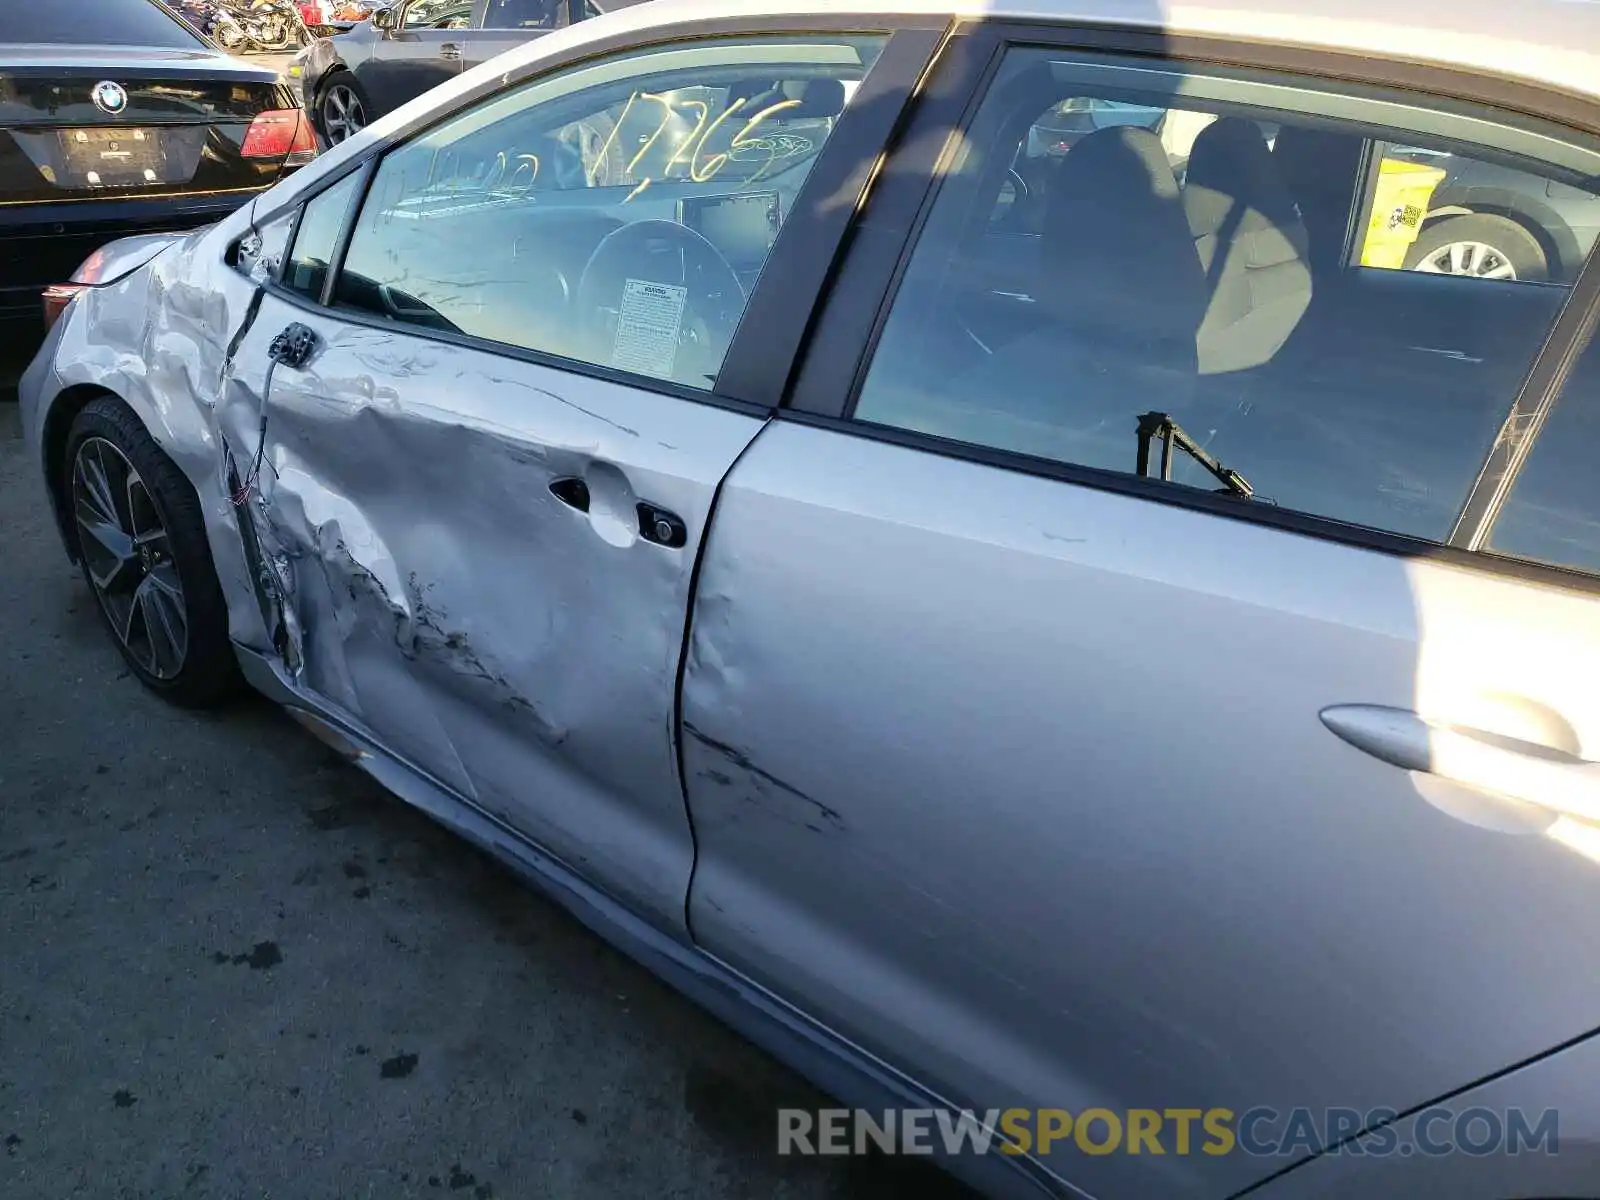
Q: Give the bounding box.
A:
[210,31,888,933]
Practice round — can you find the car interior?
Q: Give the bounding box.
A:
[326,65,858,386]
[401,0,474,28]
[855,62,1600,544]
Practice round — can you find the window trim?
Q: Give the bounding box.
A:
[246,15,947,412]
[781,16,1600,592]
[1452,236,1600,551]
[714,25,947,406]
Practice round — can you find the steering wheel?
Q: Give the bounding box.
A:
[574,220,746,386]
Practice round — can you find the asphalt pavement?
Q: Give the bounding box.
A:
[0,376,974,1197]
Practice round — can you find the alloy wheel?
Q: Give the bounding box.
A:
[322,84,366,143]
[71,437,189,681]
[1411,240,1518,281]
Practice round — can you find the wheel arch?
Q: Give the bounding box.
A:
[312,63,361,138]
[1426,185,1582,280]
[314,59,351,97]
[41,383,120,564]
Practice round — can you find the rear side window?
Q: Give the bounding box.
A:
[853,48,1600,544]
[1,0,203,47]
[1488,335,1600,575]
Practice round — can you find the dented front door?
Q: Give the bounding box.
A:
[219,295,765,933]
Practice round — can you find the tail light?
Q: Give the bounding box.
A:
[42,284,84,329]
[241,109,319,166]
[42,247,110,329]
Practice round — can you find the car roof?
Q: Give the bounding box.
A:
[277,0,1600,211]
[568,0,1600,109]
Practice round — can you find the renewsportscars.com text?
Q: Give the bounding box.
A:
[777,1106,1560,1159]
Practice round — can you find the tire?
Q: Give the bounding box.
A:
[1403,213,1549,282]
[318,72,371,145]
[64,397,243,708]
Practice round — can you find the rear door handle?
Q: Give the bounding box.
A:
[1321,704,1600,824]
[440,42,462,59]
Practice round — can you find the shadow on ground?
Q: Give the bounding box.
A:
[0,401,978,1199]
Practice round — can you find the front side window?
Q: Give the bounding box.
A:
[332,34,884,389]
[402,0,471,29]
[283,171,361,300]
[482,0,564,30]
[855,48,1600,543]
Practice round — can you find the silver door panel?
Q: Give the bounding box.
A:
[1245,1032,1600,1199]
[681,419,1600,1198]
[220,304,766,930]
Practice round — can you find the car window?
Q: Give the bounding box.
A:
[482,0,562,29]
[283,172,362,300]
[402,0,471,28]
[332,34,884,389]
[5,0,204,46]
[854,48,1600,543]
[993,101,1600,289]
[1487,335,1600,575]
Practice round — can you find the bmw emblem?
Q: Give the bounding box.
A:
[91,81,129,116]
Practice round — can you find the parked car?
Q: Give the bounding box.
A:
[19,0,1600,1196]
[296,0,629,143]
[1386,149,1600,283]
[0,0,316,335]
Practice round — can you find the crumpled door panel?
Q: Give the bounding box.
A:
[213,306,766,929]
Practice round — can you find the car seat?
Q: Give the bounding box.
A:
[1183,117,1313,374]
[944,126,1210,474]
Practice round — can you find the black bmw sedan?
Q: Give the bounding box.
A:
[0,0,316,338]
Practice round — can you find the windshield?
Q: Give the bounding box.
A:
[1,0,205,47]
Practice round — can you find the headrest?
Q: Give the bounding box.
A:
[1271,125,1365,265]
[1040,126,1207,348]
[1184,118,1308,271]
[780,77,847,119]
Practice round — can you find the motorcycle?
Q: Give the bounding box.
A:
[210,0,311,52]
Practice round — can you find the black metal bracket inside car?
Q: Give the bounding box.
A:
[268,322,321,369]
[1135,411,1255,499]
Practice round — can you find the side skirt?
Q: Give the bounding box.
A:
[235,643,1075,1200]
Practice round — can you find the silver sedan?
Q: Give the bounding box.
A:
[20,0,1600,1195]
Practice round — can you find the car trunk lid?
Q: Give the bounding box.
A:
[0,47,306,205]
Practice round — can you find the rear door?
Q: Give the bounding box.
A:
[680,25,1600,1199]
[211,26,920,934]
